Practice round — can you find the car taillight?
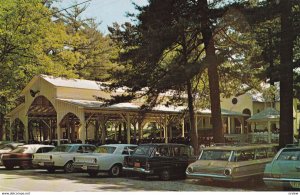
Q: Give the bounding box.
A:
[224,168,232,176]
[187,166,193,173]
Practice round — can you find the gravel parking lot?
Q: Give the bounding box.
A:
[0,166,275,192]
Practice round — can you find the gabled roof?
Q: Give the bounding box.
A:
[21,75,112,95]
[247,107,280,122]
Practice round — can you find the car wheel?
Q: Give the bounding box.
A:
[109,164,121,177]
[64,161,74,173]
[160,170,171,181]
[47,168,55,173]
[4,164,14,170]
[88,171,98,177]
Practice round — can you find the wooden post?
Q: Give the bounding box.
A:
[126,113,131,144]
[268,121,271,143]
[182,118,185,137]
[164,115,168,143]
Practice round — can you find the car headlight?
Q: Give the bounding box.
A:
[224,168,232,176]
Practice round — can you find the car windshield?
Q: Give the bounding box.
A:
[95,146,116,154]
[133,145,153,156]
[200,150,231,161]
[277,149,300,161]
[11,147,27,153]
[52,145,72,152]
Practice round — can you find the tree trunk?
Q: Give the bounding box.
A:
[279,0,294,148]
[0,113,4,140]
[187,79,199,155]
[201,0,224,143]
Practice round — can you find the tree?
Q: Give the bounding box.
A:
[108,0,264,152]
[0,0,81,139]
[54,3,118,81]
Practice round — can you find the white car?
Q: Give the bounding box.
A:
[73,144,137,177]
[32,144,96,173]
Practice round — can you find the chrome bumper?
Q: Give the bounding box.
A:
[73,163,99,171]
[32,160,54,167]
[186,171,231,180]
[123,166,152,174]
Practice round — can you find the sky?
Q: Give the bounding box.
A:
[53,0,149,34]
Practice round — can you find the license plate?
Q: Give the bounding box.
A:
[82,165,87,170]
[290,182,300,188]
[134,162,140,167]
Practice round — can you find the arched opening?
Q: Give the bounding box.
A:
[27,96,57,143]
[59,113,81,143]
[243,108,252,133]
[11,118,25,142]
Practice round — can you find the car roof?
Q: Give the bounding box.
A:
[100,144,137,147]
[139,143,188,147]
[203,143,277,151]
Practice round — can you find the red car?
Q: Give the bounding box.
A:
[1,144,54,169]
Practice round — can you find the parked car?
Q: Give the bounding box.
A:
[73,144,137,177]
[186,143,277,183]
[123,143,196,180]
[1,144,54,169]
[263,145,300,189]
[32,144,96,173]
[0,142,25,165]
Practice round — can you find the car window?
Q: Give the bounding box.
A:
[133,145,153,156]
[122,146,136,155]
[95,146,116,154]
[200,150,231,161]
[52,145,72,152]
[153,146,171,157]
[236,150,255,161]
[255,148,267,159]
[84,146,96,153]
[277,149,300,161]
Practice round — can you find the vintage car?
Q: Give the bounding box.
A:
[32,144,96,173]
[73,144,137,177]
[1,144,54,169]
[123,143,195,180]
[263,145,300,189]
[0,143,25,166]
[185,144,277,182]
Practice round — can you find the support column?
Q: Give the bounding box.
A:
[268,121,271,143]
[24,117,29,143]
[126,113,131,144]
[181,118,185,137]
[227,117,231,134]
[164,115,168,143]
[241,117,245,134]
[9,119,13,141]
[138,121,142,140]
[79,121,86,144]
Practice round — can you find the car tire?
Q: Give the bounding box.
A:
[47,167,55,173]
[64,161,74,173]
[160,170,171,181]
[88,171,98,177]
[109,164,121,177]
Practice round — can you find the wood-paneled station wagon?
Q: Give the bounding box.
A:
[32,144,96,173]
[73,144,137,177]
[186,144,277,183]
[1,144,54,169]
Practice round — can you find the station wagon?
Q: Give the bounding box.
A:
[186,144,277,182]
[123,143,195,180]
[263,145,300,189]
